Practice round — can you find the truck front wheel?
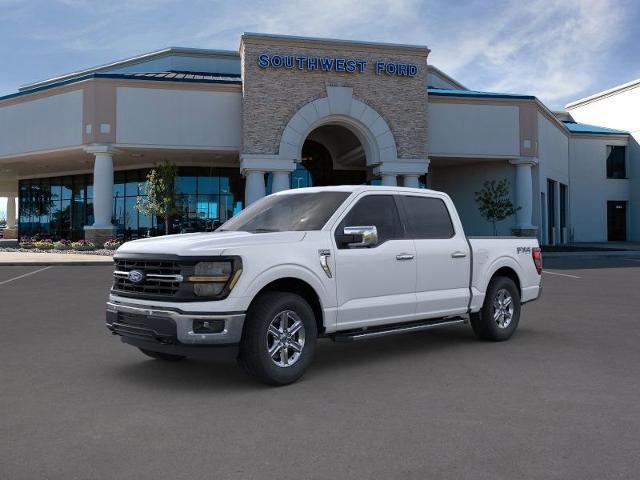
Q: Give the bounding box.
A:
[470,276,521,341]
[238,291,317,386]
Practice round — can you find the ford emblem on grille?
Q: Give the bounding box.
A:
[127,270,145,284]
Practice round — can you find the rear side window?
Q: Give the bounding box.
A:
[400,196,455,239]
[339,195,403,244]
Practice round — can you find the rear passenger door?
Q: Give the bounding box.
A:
[398,194,470,318]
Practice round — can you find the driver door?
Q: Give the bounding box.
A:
[333,193,417,330]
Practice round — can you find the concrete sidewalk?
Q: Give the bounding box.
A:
[0,251,114,266]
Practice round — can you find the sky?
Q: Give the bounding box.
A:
[0,0,639,218]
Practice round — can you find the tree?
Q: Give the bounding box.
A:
[135,161,178,235]
[474,179,520,235]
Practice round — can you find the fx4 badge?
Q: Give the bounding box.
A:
[517,247,532,255]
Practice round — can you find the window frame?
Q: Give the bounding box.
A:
[332,192,406,249]
[396,194,456,240]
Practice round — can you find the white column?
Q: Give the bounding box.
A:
[244,170,266,206]
[271,171,290,193]
[402,174,420,188]
[380,174,397,186]
[509,158,537,229]
[91,150,115,227]
[6,195,16,229]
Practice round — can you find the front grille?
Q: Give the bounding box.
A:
[113,259,183,297]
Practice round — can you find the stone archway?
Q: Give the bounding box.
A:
[278,86,398,167]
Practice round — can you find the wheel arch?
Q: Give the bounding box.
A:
[248,277,325,334]
[490,266,522,297]
[483,256,524,297]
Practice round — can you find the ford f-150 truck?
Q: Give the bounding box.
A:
[106,186,542,385]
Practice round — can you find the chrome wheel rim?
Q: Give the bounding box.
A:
[266,310,306,367]
[493,288,514,329]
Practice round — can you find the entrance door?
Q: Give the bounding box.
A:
[607,201,627,241]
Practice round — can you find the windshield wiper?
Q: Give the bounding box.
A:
[248,228,281,233]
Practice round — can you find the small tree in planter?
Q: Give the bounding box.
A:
[135,161,178,235]
[474,179,519,235]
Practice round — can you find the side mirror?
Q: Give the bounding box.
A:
[336,225,378,248]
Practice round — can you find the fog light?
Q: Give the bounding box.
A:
[192,319,225,334]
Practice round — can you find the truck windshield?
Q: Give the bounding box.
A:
[218,191,350,232]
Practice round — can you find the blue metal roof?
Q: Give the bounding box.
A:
[562,121,628,135]
[0,71,242,102]
[428,87,536,100]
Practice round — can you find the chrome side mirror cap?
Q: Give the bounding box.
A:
[343,225,378,248]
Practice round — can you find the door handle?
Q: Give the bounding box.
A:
[451,251,467,258]
[396,253,414,261]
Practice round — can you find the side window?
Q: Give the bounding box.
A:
[606,145,626,179]
[339,195,403,245]
[401,196,455,239]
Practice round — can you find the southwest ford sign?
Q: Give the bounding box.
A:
[257,54,418,77]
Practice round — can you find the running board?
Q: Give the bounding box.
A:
[330,317,466,342]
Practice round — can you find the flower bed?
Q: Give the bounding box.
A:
[33,240,54,250]
[70,240,96,251]
[103,239,123,250]
[54,239,73,251]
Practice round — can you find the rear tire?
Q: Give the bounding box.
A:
[470,276,521,341]
[138,348,185,362]
[238,291,317,386]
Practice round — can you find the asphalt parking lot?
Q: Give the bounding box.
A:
[1,257,639,479]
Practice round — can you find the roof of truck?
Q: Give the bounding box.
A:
[274,185,441,195]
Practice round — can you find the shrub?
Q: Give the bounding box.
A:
[103,239,122,250]
[54,239,73,251]
[71,240,96,251]
[33,239,54,250]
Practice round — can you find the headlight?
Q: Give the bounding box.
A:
[189,260,242,297]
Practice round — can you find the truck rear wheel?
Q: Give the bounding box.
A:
[238,291,317,386]
[470,276,521,341]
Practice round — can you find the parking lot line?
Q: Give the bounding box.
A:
[542,270,581,279]
[0,266,52,286]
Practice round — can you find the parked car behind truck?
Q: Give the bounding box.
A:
[106,186,542,385]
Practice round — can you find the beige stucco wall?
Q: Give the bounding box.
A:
[240,35,429,160]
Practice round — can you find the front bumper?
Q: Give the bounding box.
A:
[106,301,245,346]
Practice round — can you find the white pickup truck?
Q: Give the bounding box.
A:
[107,186,542,385]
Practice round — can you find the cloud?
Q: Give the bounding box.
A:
[1,0,636,108]
[430,0,632,107]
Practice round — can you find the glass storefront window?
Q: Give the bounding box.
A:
[18,166,245,240]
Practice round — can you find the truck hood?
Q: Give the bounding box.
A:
[115,231,307,257]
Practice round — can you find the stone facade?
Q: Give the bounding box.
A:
[84,227,116,247]
[240,34,429,161]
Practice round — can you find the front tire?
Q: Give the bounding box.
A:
[238,291,317,386]
[470,276,521,341]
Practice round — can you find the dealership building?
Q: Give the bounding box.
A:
[0,33,637,245]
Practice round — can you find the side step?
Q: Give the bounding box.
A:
[330,317,466,342]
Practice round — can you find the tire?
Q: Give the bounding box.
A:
[238,291,318,386]
[470,276,521,341]
[138,348,186,362]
